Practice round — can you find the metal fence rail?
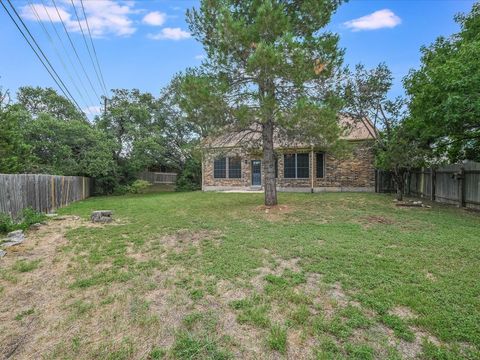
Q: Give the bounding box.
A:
[376,161,480,210]
[0,174,92,219]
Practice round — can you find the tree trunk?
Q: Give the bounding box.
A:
[393,168,404,201]
[262,120,277,206]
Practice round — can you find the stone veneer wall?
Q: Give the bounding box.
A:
[202,141,375,190]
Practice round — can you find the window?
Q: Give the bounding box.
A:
[284,154,296,178]
[214,157,226,178]
[228,157,241,178]
[214,157,241,179]
[283,153,310,179]
[297,153,309,178]
[316,152,325,178]
[274,157,278,178]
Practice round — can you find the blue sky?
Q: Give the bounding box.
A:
[0,0,476,117]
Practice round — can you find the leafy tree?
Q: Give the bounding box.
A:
[17,86,86,122]
[96,89,168,183]
[404,2,480,162]
[24,114,117,179]
[344,64,424,200]
[182,0,346,205]
[0,104,34,173]
[157,75,203,171]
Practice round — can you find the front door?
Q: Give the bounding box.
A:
[251,160,262,186]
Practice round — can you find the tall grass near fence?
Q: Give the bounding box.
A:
[0,174,92,219]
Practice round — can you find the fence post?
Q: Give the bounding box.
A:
[458,166,465,208]
[430,168,436,201]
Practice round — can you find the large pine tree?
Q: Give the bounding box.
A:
[183,0,346,205]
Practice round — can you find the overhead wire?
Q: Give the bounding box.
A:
[70,0,107,98]
[1,0,83,113]
[26,0,92,116]
[80,0,108,97]
[39,0,98,114]
[51,0,101,105]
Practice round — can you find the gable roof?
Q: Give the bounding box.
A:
[203,115,377,149]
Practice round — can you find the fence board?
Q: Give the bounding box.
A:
[376,161,480,210]
[138,171,177,184]
[0,174,92,219]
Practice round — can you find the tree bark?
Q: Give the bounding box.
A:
[262,119,277,206]
[393,168,404,201]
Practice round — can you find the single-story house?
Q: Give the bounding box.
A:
[201,117,377,192]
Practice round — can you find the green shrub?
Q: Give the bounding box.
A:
[0,213,14,233]
[128,180,151,194]
[176,157,201,192]
[0,208,46,234]
[20,207,46,229]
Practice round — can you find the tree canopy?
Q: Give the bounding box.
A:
[404,2,480,162]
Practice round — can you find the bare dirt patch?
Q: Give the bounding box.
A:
[359,215,395,229]
[159,229,222,253]
[0,216,90,358]
[425,272,437,282]
[389,306,418,320]
[253,204,297,222]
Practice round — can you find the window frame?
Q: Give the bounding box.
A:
[213,157,227,179]
[213,156,242,179]
[283,153,310,179]
[316,152,325,179]
[228,157,242,179]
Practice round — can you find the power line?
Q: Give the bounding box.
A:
[51,0,101,105]
[39,0,98,113]
[70,0,107,98]
[1,0,83,113]
[27,0,92,116]
[80,0,108,97]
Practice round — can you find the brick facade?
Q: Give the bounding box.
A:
[202,141,375,192]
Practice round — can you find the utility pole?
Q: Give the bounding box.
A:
[103,96,108,115]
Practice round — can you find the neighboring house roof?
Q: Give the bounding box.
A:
[203,115,377,149]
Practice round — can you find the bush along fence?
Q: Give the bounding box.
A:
[376,161,480,210]
[0,174,92,219]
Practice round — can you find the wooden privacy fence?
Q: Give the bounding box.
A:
[0,174,92,219]
[138,171,177,184]
[376,161,480,210]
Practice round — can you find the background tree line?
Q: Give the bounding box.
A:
[1,1,478,202]
[0,84,201,194]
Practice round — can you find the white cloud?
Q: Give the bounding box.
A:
[148,27,191,40]
[21,0,137,37]
[142,11,167,26]
[194,54,205,60]
[344,9,401,31]
[21,3,70,23]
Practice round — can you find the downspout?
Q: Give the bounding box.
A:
[310,145,314,193]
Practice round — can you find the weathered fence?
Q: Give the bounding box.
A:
[138,171,177,184]
[376,161,480,210]
[0,174,92,219]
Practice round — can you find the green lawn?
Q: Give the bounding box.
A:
[1,191,479,359]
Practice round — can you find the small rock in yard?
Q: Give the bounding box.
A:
[46,213,58,218]
[52,216,68,221]
[91,210,113,223]
[30,223,42,230]
[7,230,24,239]
[2,230,25,247]
[0,250,6,258]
